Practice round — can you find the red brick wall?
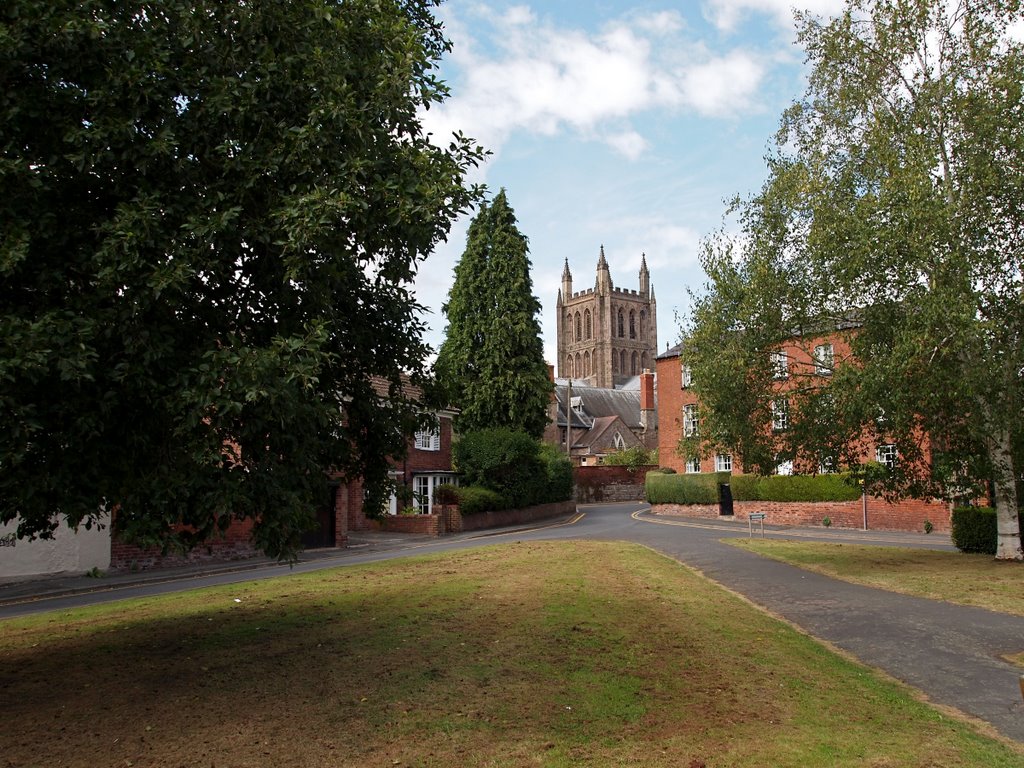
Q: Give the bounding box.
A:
[382,514,441,536]
[651,496,951,533]
[458,500,576,531]
[110,517,257,572]
[575,465,658,502]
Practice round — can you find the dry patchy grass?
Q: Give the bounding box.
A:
[730,539,1024,616]
[0,541,1019,767]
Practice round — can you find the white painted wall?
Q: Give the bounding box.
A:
[0,517,111,580]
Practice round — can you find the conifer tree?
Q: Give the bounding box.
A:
[437,190,551,438]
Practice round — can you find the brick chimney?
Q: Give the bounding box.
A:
[639,369,654,431]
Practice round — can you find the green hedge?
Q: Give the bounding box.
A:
[454,485,506,516]
[951,506,997,554]
[646,472,862,505]
[646,472,729,504]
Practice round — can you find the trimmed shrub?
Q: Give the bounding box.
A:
[647,471,862,505]
[454,485,506,515]
[646,472,729,504]
[732,473,862,503]
[951,506,997,554]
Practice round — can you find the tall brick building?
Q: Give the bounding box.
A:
[556,247,657,388]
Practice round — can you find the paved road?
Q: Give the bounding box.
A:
[3,502,1023,743]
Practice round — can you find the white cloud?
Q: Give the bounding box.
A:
[681,51,765,116]
[605,130,649,159]
[422,4,769,162]
[703,0,845,32]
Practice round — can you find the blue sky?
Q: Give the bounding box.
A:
[416,0,845,366]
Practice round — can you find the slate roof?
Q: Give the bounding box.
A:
[550,382,656,432]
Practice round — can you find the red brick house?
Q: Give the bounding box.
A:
[654,330,951,532]
[108,377,457,570]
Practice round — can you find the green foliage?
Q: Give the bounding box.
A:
[822,516,832,528]
[452,485,506,516]
[432,483,460,506]
[602,445,656,471]
[730,473,862,503]
[539,443,574,503]
[453,428,570,509]
[0,0,484,560]
[684,0,1024,558]
[647,472,861,505]
[435,190,551,438]
[645,473,728,505]
[951,507,998,555]
[923,520,934,535]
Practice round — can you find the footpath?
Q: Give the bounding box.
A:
[0,530,444,609]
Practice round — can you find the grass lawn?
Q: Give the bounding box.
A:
[729,539,1024,617]
[1,540,1019,767]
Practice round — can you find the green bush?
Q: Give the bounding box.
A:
[453,429,571,509]
[647,471,862,505]
[454,485,506,516]
[646,472,729,504]
[731,473,861,502]
[539,443,574,503]
[602,445,655,470]
[433,483,459,505]
[951,506,997,554]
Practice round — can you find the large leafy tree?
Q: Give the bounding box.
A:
[685,0,1023,559]
[0,0,483,559]
[436,189,551,438]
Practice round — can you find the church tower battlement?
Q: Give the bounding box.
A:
[556,247,657,388]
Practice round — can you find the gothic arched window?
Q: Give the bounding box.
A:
[584,309,592,340]
[617,309,624,338]
[629,310,636,339]
[575,353,582,377]
[567,356,574,378]
[639,310,646,340]
[583,351,591,377]
[611,348,618,374]
[575,312,582,342]
[631,351,638,375]
[620,349,627,373]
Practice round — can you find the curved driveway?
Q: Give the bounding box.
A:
[3,502,1023,743]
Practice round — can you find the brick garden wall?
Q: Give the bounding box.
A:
[574,465,657,503]
[651,496,951,533]
[109,517,258,572]
[455,500,577,532]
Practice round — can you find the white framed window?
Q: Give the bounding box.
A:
[814,343,834,376]
[685,457,701,474]
[681,363,693,389]
[818,456,838,474]
[876,444,898,470]
[771,398,789,431]
[683,404,699,437]
[771,351,789,379]
[414,426,440,451]
[412,475,459,514]
[715,453,732,472]
[775,460,794,476]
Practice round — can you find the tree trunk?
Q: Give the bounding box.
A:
[990,426,1022,561]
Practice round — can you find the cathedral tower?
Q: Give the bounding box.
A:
[556,247,657,388]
